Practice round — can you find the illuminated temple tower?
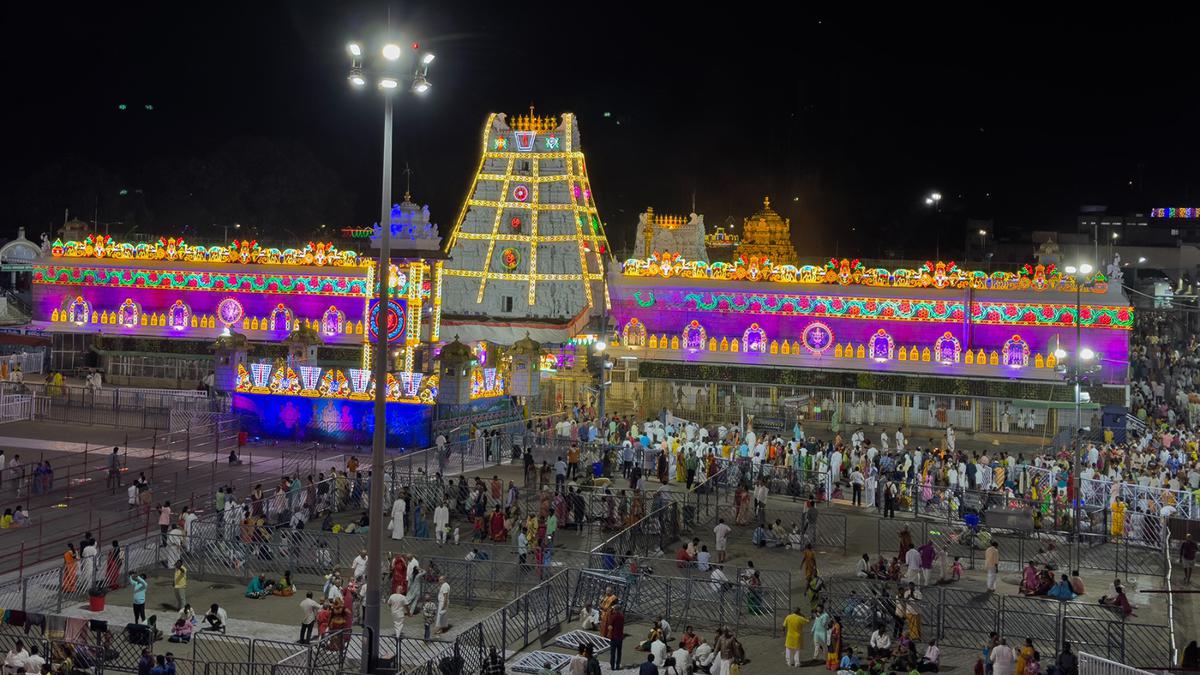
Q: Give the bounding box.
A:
[735,196,799,264]
[634,208,708,262]
[440,109,611,344]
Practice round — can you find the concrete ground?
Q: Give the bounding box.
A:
[0,415,1190,673]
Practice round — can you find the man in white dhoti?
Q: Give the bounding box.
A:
[433,502,450,544]
[387,590,407,637]
[946,425,956,453]
[390,497,407,540]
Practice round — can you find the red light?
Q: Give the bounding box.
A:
[411,42,420,50]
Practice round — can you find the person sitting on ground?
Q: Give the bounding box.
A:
[675,545,694,568]
[887,557,902,581]
[1020,561,1039,595]
[1068,570,1086,596]
[1099,585,1136,617]
[856,554,872,578]
[918,639,940,672]
[274,571,295,596]
[1046,574,1076,601]
[579,602,600,630]
[167,618,193,643]
[679,626,699,652]
[228,449,242,465]
[839,647,859,673]
[786,522,805,550]
[770,518,788,542]
[1032,569,1054,596]
[202,604,228,632]
[869,555,889,580]
[869,625,892,658]
[245,574,273,599]
[636,626,663,652]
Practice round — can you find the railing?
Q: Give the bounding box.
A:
[1078,651,1157,675]
[875,518,1168,578]
[823,577,1174,670]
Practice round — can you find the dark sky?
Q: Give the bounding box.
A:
[3,4,1197,259]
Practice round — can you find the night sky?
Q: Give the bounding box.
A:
[3,5,1197,260]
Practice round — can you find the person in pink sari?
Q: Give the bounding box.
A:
[921,474,934,503]
[1020,561,1039,594]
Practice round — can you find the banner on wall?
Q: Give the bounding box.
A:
[232,393,431,449]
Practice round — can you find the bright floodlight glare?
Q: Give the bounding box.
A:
[931,192,942,201]
[348,67,366,87]
[382,43,401,60]
[412,76,431,94]
[347,42,362,57]
[422,53,435,65]
[1080,263,1093,274]
[379,77,399,89]
[1054,348,1067,360]
[1138,257,1147,263]
[1080,347,1096,361]
[924,198,934,205]
[594,340,607,352]
[978,229,987,236]
[1065,265,1077,274]
[1112,232,1120,239]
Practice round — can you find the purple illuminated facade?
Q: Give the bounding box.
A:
[608,271,1132,385]
[32,260,370,344]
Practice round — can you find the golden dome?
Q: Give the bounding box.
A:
[737,196,798,264]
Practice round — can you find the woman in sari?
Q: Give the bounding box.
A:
[825,616,842,670]
[734,486,752,526]
[1111,498,1127,536]
[921,473,934,503]
[326,597,348,650]
[598,586,618,638]
[62,543,78,592]
[105,541,123,590]
[390,554,407,594]
[629,493,645,525]
[1020,562,1039,595]
[745,571,764,615]
[412,502,428,539]
[675,450,687,483]
[656,450,668,484]
[802,543,819,582]
[1014,637,1035,675]
[489,506,506,542]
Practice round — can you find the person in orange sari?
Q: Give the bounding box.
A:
[62,543,78,593]
[825,616,842,670]
[489,507,506,542]
[598,587,619,638]
[735,486,752,526]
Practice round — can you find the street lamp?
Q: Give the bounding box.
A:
[1056,262,1102,539]
[924,191,943,212]
[345,35,435,671]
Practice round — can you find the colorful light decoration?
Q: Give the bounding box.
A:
[318,369,349,397]
[801,321,834,356]
[622,254,1109,294]
[493,137,508,150]
[1151,207,1199,219]
[249,363,272,391]
[500,247,521,271]
[66,296,91,325]
[34,266,367,297]
[49,235,361,267]
[216,297,245,327]
[166,300,191,331]
[741,322,767,353]
[934,331,962,364]
[669,292,1133,330]
[348,368,372,397]
[510,216,522,232]
[320,306,345,336]
[622,317,648,347]
[268,364,300,393]
[116,298,140,328]
[869,329,896,362]
[682,319,707,352]
[298,365,322,393]
[1002,334,1031,368]
[514,131,536,152]
[512,185,530,202]
[399,372,424,398]
[367,298,406,344]
[268,304,293,332]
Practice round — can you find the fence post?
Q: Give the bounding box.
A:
[501,606,507,654]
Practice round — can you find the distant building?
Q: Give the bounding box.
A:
[633,208,707,262]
